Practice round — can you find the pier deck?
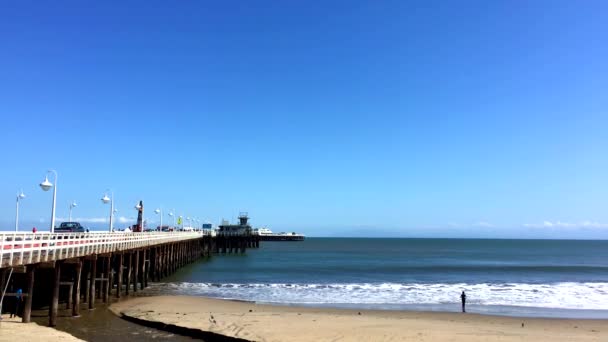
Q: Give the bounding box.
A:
[0,230,259,327]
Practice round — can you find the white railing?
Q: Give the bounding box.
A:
[0,231,211,268]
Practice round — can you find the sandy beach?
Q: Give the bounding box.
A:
[0,315,83,342]
[110,296,607,342]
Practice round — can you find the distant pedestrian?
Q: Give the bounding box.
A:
[461,291,466,313]
[32,226,37,233]
[11,288,22,318]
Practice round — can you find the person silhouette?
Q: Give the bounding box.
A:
[461,291,467,313]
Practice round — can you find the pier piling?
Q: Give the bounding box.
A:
[72,259,82,317]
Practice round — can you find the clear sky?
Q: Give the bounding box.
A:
[1,1,607,238]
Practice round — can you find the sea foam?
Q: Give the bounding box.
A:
[146,281,608,311]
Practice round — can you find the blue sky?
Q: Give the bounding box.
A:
[1,1,607,238]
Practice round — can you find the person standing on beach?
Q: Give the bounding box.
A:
[461,291,466,313]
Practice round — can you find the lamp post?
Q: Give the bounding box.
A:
[15,190,26,232]
[69,201,77,222]
[101,190,114,232]
[39,170,58,233]
[168,209,175,227]
[155,208,162,231]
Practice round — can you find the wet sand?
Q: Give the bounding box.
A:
[27,301,196,342]
[111,295,608,342]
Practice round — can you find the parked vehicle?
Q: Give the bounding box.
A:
[55,222,86,233]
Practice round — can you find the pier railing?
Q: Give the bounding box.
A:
[1,231,210,268]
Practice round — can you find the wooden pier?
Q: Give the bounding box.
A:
[0,230,259,326]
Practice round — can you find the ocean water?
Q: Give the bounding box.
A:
[149,238,608,318]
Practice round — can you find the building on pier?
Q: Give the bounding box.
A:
[218,212,253,235]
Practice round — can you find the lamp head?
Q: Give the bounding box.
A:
[101,194,111,204]
[168,212,174,217]
[18,190,26,199]
[71,201,77,208]
[39,176,53,191]
[154,209,161,214]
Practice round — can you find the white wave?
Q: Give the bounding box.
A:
[146,282,608,311]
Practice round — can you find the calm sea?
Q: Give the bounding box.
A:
[147,238,608,318]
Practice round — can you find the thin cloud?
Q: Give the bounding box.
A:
[523,221,608,229]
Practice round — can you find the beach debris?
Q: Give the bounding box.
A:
[358,312,361,315]
[249,309,253,312]
[521,323,524,328]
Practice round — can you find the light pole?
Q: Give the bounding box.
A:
[39,170,58,233]
[155,208,162,231]
[101,190,114,232]
[15,190,25,232]
[168,209,175,227]
[69,201,77,222]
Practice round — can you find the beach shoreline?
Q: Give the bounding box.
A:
[110,295,607,341]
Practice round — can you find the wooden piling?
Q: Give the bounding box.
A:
[72,259,82,317]
[133,250,139,292]
[88,257,97,309]
[125,253,131,295]
[22,264,35,323]
[116,253,123,298]
[82,262,89,304]
[49,261,62,327]
[141,249,147,289]
[103,255,111,302]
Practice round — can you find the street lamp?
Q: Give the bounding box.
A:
[101,190,114,232]
[154,208,162,231]
[15,189,25,232]
[39,170,58,233]
[168,209,175,227]
[69,201,77,222]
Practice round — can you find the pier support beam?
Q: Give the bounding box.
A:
[133,250,139,292]
[72,259,82,317]
[49,261,62,327]
[22,264,36,323]
[116,253,123,298]
[141,249,146,290]
[82,262,89,304]
[103,256,111,303]
[88,256,97,309]
[125,253,131,296]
